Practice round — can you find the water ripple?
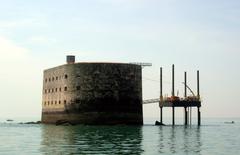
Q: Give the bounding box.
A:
[0,120,240,155]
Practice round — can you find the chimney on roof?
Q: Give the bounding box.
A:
[66,55,75,64]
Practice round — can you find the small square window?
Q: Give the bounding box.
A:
[59,101,61,104]
[59,87,61,91]
[56,77,58,80]
[64,87,67,91]
[76,99,80,103]
[55,88,58,92]
[76,86,80,90]
[65,74,68,79]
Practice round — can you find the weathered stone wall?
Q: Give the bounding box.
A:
[42,63,143,125]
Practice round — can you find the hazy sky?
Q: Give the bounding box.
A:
[0,0,240,120]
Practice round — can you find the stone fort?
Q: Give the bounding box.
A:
[42,56,143,125]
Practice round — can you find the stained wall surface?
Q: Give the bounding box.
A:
[42,63,143,125]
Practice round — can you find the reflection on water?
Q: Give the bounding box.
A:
[1,120,240,155]
[158,126,202,155]
[40,125,143,155]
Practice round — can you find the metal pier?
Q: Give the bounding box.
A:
[143,64,202,126]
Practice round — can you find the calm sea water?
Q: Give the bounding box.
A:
[0,118,239,155]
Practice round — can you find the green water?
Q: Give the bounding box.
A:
[0,118,239,155]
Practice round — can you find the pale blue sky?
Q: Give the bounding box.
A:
[0,0,240,120]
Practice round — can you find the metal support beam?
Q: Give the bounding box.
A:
[197,70,200,99]
[172,64,175,96]
[198,107,201,126]
[160,107,163,123]
[190,107,192,125]
[160,67,162,98]
[184,72,187,97]
[172,107,175,125]
[160,67,163,124]
[184,107,188,125]
[160,67,163,101]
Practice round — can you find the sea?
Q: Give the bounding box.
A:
[0,117,239,155]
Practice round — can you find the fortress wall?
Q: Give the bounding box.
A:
[42,65,74,112]
[42,63,143,125]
